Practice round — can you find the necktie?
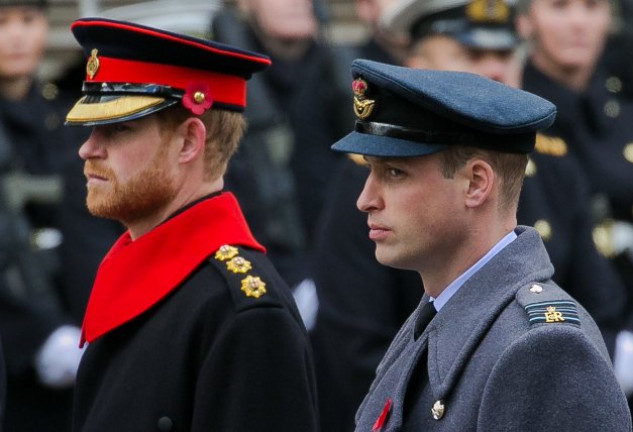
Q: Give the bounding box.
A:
[414,301,437,339]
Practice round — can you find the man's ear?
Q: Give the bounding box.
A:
[177,117,206,164]
[464,159,495,208]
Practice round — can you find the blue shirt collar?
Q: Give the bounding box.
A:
[431,230,517,312]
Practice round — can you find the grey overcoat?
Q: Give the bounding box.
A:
[355,226,632,431]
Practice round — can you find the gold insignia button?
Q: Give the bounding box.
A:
[534,219,552,242]
[604,99,620,118]
[226,256,252,274]
[623,143,633,164]
[606,76,622,93]
[86,48,100,80]
[241,275,267,298]
[431,400,445,420]
[215,245,239,261]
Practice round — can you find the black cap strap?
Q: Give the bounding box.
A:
[355,121,535,153]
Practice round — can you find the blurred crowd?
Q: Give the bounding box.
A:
[0,0,632,430]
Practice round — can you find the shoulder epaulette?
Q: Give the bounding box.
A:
[516,282,580,327]
[209,244,278,311]
[534,134,568,157]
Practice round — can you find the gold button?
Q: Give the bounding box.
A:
[606,76,622,93]
[193,91,205,103]
[431,400,445,420]
[604,99,620,118]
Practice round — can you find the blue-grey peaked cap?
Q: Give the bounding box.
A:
[331,59,557,157]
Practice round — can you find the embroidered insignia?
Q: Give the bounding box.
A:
[226,256,252,274]
[215,245,239,261]
[431,400,445,420]
[352,78,376,120]
[524,301,580,325]
[544,306,565,323]
[372,398,391,431]
[240,275,267,298]
[465,0,509,23]
[535,134,567,156]
[533,219,552,242]
[86,49,100,80]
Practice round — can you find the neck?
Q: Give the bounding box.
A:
[421,218,516,299]
[127,178,223,241]
[530,53,594,92]
[0,76,33,101]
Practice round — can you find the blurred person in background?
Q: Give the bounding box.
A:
[0,0,87,430]
[517,0,633,403]
[312,0,628,429]
[210,0,350,320]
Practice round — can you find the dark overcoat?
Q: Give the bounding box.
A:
[72,195,319,432]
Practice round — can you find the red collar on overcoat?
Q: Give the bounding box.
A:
[80,192,264,346]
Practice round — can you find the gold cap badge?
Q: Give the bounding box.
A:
[466,0,509,23]
[86,49,100,80]
[241,275,267,299]
[352,78,376,120]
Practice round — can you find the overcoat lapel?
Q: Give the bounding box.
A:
[426,227,554,403]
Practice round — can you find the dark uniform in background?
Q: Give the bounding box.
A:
[64,18,318,431]
[211,6,349,288]
[331,58,631,432]
[0,0,89,429]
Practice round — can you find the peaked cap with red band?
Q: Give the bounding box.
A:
[65,17,271,126]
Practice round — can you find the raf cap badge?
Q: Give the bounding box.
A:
[466,0,509,23]
[352,78,376,120]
